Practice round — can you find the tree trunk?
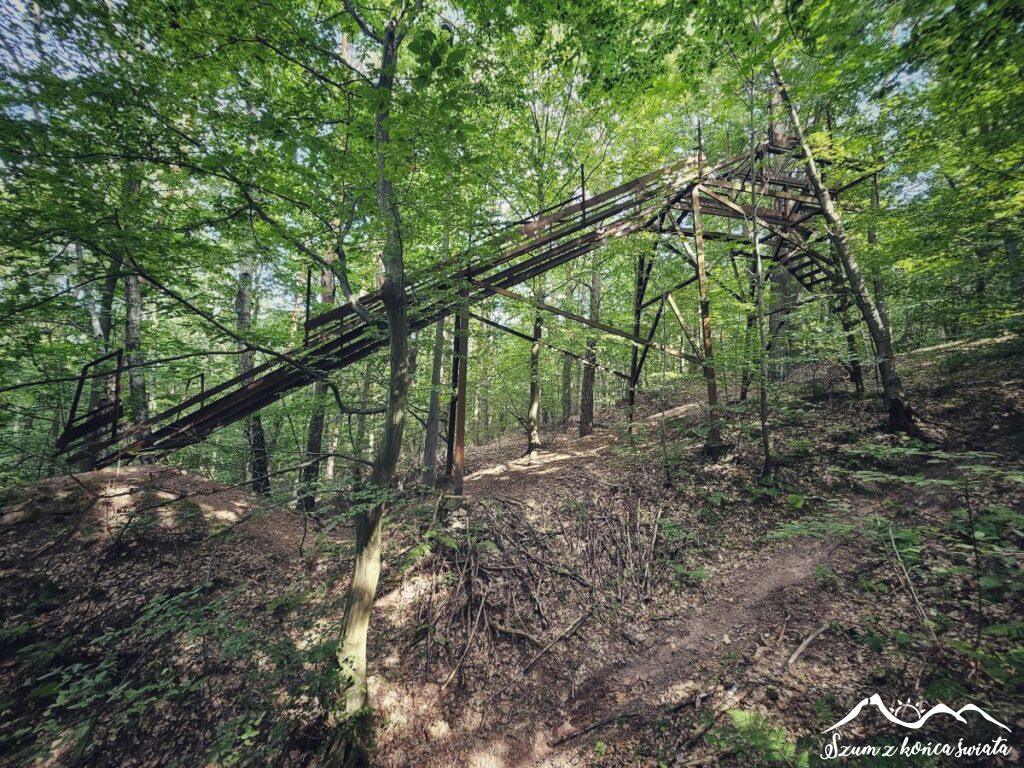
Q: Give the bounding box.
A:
[120,175,149,437]
[79,244,121,470]
[579,254,601,437]
[768,264,795,380]
[868,172,892,337]
[299,248,336,513]
[843,325,866,395]
[479,320,491,444]
[627,253,651,426]
[838,304,866,396]
[420,317,445,486]
[738,314,755,402]
[1005,228,1023,303]
[776,69,917,433]
[525,311,543,456]
[452,308,469,494]
[560,352,572,426]
[750,95,772,473]
[124,271,148,427]
[690,186,722,448]
[335,20,411,732]
[353,358,374,478]
[324,417,340,482]
[235,254,271,494]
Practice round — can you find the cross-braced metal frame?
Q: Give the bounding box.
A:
[56,136,872,476]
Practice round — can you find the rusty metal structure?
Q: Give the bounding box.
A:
[56,136,870,473]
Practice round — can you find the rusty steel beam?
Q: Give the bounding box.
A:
[65,139,865,466]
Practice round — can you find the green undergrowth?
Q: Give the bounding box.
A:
[767,438,1024,733]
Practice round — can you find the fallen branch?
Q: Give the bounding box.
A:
[677,686,747,753]
[785,623,828,671]
[775,613,791,645]
[548,709,643,747]
[442,587,489,691]
[522,606,593,674]
[492,622,542,647]
[548,689,712,748]
[889,523,939,645]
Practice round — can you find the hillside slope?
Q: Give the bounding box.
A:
[368,337,1024,767]
[1,337,1022,767]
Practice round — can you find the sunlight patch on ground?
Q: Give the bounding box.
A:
[905,332,1019,357]
[193,498,247,523]
[644,402,697,423]
[378,573,437,630]
[465,444,612,483]
[467,739,511,768]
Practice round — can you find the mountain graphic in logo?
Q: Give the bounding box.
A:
[824,694,1011,733]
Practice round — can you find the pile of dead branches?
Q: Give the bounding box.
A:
[409,485,677,690]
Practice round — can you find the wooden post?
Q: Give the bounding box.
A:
[691,185,722,447]
[634,299,665,385]
[628,253,644,423]
[869,171,890,336]
[111,349,123,440]
[627,251,654,424]
[444,314,459,479]
[453,306,469,497]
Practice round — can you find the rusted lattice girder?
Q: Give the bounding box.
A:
[60,139,872,467]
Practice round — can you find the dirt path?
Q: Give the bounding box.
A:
[560,540,825,722]
[390,401,840,767]
[420,536,832,768]
[512,540,829,767]
[463,403,698,500]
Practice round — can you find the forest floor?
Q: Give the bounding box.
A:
[370,335,1024,768]
[1,335,1022,768]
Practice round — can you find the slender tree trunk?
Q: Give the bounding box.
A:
[525,311,543,456]
[776,69,918,433]
[1005,228,1023,304]
[690,187,722,448]
[420,317,445,486]
[79,245,121,470]
[868,172,892,336]
[829,245,866,396]
[843,323,866,394]
[124,271,148,427]
[235,254,270,494]
[479,321,490,444]
[525,147,547,455]
[324,418,340,481]
[627,253,649,426]
[353,358,374,478]
[443,312,458,479]
[452,307,469,494]
[738,314,755,401]
[299,248,336,513]
[119,175,149,435]
[768,263,795,380]
[750,90,771,472]
[580,254,601,437]
[422,222,450,484]
[335,21,412,735]
[560,353,572,426]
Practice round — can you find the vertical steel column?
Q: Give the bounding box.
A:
[691,186,722,446]
[453,306,469,496]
